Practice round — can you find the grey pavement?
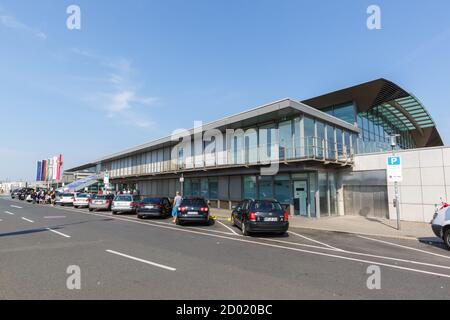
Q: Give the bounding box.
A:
[1,196,450,299]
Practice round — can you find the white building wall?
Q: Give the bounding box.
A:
[353,146,450,222]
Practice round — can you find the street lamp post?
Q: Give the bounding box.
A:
[390,134,401,231]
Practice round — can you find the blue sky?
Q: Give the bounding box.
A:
[1,0,450,181]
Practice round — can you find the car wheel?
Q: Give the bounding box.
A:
[112,211,117,215]
[176,218,183,226]
[89,208,93,212]
[231,214,237,226]
[444,229,450,250]
[137,214,144,219]
[74,206,78,209]
[241,221,250,236]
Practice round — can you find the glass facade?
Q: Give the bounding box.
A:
[243,176,257,199]
[274,175,290,204]
[356,105,416,153]
[323,102,355,124]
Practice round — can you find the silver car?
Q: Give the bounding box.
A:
[88,194,114,212]
[73,193,92,208]
[112,195,138,215]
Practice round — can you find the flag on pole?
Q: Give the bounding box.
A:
[36,161,42,181]
[42,160,47,181]
[56,154,63,181]
[46,159,50,181]
[52,156,58,180]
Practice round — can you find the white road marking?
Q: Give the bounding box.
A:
[47,204,450,277]
[0,219,3,222]
[46,228,71,238]
[21,217,34,223]
[288,231,342,251]
[357,235,450,260]
[106,250,176,271]
[44,216,66,219]
[4,211,15,215]
[10,205,22,209]
[215,220,239,235]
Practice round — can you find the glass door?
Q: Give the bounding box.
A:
[293,180,308,216]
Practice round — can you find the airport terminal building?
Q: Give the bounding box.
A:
[65,79,444,222]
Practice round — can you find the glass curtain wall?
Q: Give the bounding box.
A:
[279,120,293,161]
[274,175,290,204]
[316,121,325,159]
[243,176,257,199]
[303,117,315,157]
[258,176,273,199]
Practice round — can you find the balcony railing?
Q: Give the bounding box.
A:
[107,137,354,179]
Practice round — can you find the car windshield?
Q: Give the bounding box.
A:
[181,199,206,207]
[250,200,282,212]
[62,193,74,197]
[115,195,133,201]
[95,195,106,200]
[142,198,161,204]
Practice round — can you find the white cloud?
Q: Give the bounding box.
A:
[0,12,47,39]
[72,49,159,129]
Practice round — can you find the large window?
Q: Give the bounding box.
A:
[259,124,277,163]
[319,173,328,216]
[303,117,315,157]
[324,102,355,124]
[279,120,293,160]
[209,178,218,200]
[326,125,335,160]
[316,121,325,159]
[258,176,273,200]
[329,173,337,215]
[274,175,290,204]
[243,176,257,199]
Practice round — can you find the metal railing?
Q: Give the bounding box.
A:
[108,137,355,178]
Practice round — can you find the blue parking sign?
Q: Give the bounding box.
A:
[388,156,401,166]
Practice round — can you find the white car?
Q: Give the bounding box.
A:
[73,193,92,208]
[60,193,77,206]
[431,202,450,249]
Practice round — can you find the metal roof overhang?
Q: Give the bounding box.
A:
[302,78,443,148]
[66,99,359,172]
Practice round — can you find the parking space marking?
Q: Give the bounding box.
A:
[28,202,450,277]
[106,249,176,271]
[44,216,66,219]
[21,217,34,223]
[288,231,342,251]
[357,235,450,260]
[213,220,239,236]
[10,205,22,209]
[46,228,71,238]
[4,211,15,215]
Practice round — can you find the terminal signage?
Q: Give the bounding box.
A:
[387,156,402,182]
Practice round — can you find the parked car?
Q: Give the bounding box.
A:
[73,193,92,208]
[431,200,450,249]
[18,188,33,201]
[112,194,139,215]
[231,199,289,236]
[88,194,114,212]
[10,189,21,199]
[176,197,210,225]
[137,197,172,219]
[59,193,77,206]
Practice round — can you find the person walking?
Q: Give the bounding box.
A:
[172,191,183,223]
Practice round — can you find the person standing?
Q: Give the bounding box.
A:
[172,191,183,223]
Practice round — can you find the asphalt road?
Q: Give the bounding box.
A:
[1,195,450,299]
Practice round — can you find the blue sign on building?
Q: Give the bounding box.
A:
[387,156,401,166]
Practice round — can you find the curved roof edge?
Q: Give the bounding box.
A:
[301,78,443,148]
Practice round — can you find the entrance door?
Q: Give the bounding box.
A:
[293,180,308,216]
